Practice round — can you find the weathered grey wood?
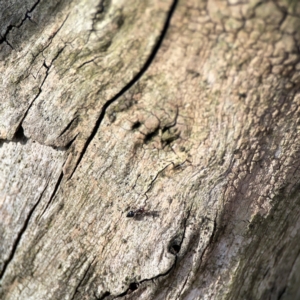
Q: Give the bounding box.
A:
[1,0,300,299]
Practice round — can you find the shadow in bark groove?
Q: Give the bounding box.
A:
[13,125,28,145]
[68,0,179,180]
[39,171,64,219]
[58,116,79,139]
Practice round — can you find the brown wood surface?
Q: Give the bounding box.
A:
[1,0,300,299]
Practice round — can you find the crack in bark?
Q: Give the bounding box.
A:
[63,133,79,150]
[174,205,192,259]
[68,0,179,180]
[144,163,173,200]
[40,14,69,61]
[11,14,69,141]
[57,116,79,138]
[20,14,69,84]
[38,171,64,220]
[14,44,66,140]
[0,0,41,47]
[144,160,190,201]
[162,106,179,133]
[200,213,218,263]
[70,257,96,300]
[77,58,98,69]
[113,258,178,299]
[0,179,49,280]
[172,206,195,300]
[277,286,287,300]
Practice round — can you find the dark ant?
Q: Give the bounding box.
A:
[126,207,147,218]
[125,207,159,219]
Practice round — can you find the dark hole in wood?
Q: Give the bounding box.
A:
[169,243,180,255]
[129,282,138,291]
[168,235,183,255]
[144,128,159,144]
[14,125,28,144]
[14,125,25,139]
[131,121,141,130]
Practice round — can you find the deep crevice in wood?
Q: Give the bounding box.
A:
[39,171,64,219]
[0,180,48,280]
[68,0,179,180]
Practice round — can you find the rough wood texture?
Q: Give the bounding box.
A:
[1,0,300,299]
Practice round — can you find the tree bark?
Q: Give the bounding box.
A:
[1,0,300,299]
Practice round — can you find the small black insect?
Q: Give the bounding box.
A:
[126,211,135,218]
[126,207,146,218]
